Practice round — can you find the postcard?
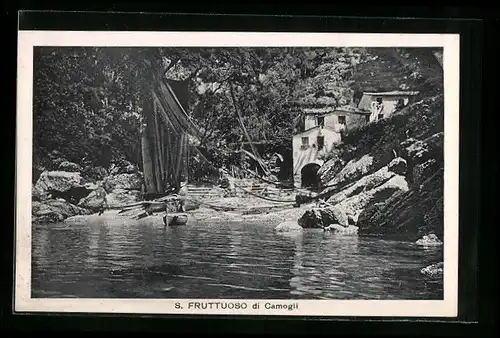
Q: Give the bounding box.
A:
[15,29,460,317]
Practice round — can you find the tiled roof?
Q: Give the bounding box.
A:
[362,90,420,96]
[303,105,368,115]
[335,105,370,114]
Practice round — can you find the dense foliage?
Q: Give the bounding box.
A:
[32,46,443,182]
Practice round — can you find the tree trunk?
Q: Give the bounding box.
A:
[142,95,160,194]
[152,98,164,193]
[141,126,156,194]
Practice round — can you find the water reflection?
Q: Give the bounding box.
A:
[86,225,99,267]
[288,230,305,296]
[32,216,443,300]
[287,231,362,298]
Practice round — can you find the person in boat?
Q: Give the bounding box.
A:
[163,182,188,227]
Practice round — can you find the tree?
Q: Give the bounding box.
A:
[33,46,441,184]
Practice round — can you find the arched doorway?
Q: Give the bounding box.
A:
[301,163,321,189]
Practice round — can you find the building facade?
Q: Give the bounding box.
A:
[291,91,420,189]
[357,91,420,123]
[292,126,340,189]
[292,105,369,188]
[303,105,371,133]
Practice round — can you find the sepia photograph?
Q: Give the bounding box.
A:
[15,30,460,317]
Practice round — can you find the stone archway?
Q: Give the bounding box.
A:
[301,163,321,189]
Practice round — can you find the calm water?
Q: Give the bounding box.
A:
[32,215,443,300]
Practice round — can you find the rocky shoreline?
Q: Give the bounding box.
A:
[33,157,443,280]
[32,131,444,247]
[312,96,445,243]
[32,156,145,225]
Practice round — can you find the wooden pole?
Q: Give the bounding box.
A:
[185,135,189,184]
[174,133,186,189]
[229,84,271,176]
[152,96,163,193]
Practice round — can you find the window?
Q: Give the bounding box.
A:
[317,136,325,150]
[301,137,309,149]
[317,116,325,127]
[338,116,346,125]
[396,98,405,110]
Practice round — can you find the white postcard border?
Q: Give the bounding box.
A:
[15,31,460,317]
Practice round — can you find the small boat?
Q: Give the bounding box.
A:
[163,212,189,226]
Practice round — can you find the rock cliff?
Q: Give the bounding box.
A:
[313,95,444,241]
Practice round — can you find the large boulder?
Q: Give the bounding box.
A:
[275,221,304,233]
[297,209,324,229]
[33,171,92,204]
[49,186,94,205]
[333,174,410,217]
[34,171,82,195]
[298,206,348,229]
[327,166,396,205]
[420,262,443,278]
[32,199,92,224]
[416,233,443,246]
[106,189,142,208]
[357,168,443,240]
[317,155,345,187]
[401,132,443,187]
[103,173,143,192]
[77,187,107,211]
[321,154,374,190]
